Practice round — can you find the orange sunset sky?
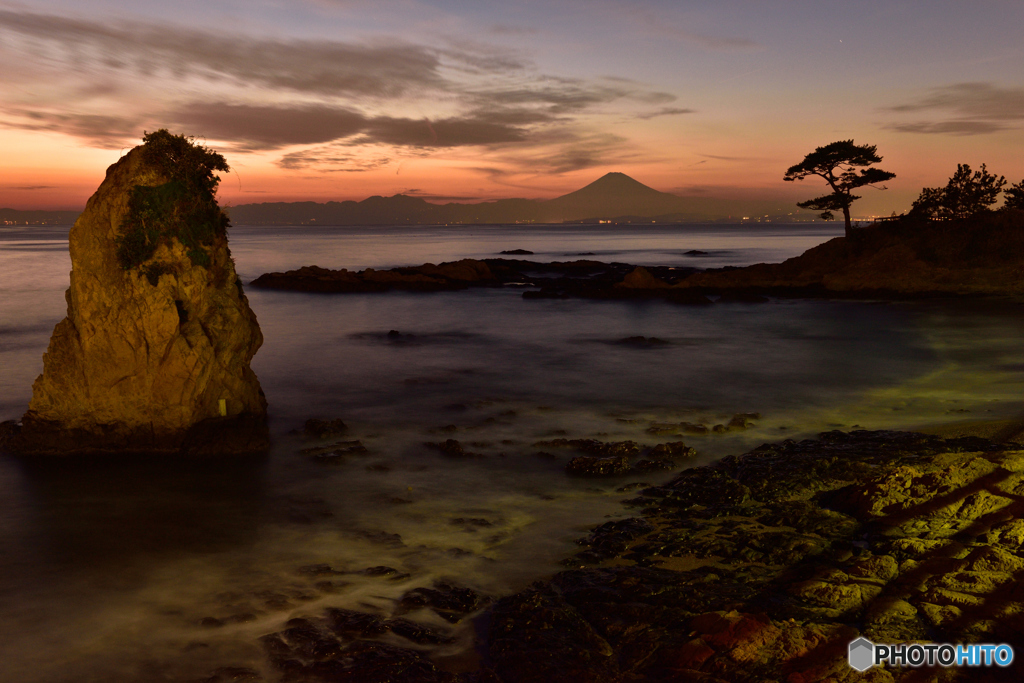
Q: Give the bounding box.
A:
[1,0,1022,216]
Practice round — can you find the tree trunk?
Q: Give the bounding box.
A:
[843,206,852,238]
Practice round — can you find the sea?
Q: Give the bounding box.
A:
[1,222,1023,681]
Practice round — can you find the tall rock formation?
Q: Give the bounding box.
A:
[13,131,268,455]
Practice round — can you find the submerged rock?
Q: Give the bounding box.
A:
[11,131,267,455]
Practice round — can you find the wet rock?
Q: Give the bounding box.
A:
[324,608,390,638]
[647,441,695,459]
[451,517,493,528]
[481,430,1024,681]
[253,258,496,294]
[726,412,760,429]
[616,266,670,289]
[566,455,631,476]
[384,617,455,645]
[631,459,676,473]
[301,440,368,464]
[487,587,619,683]
[424,439,483,458]
[533,438,642,458]
[570,518,655,564]
[297,564,342,577]
[302,418,348,439]
[359,566,410,580]
[400,582,488,622]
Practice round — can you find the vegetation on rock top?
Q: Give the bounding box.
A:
[115,129,230,280]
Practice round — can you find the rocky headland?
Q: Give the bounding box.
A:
[7,131,268,456]
[681,211,1024,298]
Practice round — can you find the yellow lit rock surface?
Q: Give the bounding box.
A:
[16,145,267,455]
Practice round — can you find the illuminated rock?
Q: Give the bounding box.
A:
[14,132,267,455]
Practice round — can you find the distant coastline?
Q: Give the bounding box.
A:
[224,172,818,226]
[4,172,825,228]
[0,208,80,226]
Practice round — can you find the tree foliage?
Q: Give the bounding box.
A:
[910,163,1006,220]
[784,140,895,237]
[1003,179,1024,212]
[116,130,230,278]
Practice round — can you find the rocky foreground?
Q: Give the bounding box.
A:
[197,429,1024,682]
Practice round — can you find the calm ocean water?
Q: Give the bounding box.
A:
[1,222,1023,681]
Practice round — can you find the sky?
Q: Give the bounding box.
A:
[1,0,1022,215]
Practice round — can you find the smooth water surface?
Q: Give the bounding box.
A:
[1,223,1022,681]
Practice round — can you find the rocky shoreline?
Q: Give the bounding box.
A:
[185,428,1024,682]
[251,211,1024,303]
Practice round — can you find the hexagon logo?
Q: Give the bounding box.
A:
[849,637,875,672]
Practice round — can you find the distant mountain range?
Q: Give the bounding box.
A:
[225,172,815,225]
[1,173,815,227]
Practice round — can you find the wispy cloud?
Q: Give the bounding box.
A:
[886,82,1024,135]
[635,107,696,120]
[277,146,392,172]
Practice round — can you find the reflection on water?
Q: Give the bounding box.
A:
[1,224,1023,680]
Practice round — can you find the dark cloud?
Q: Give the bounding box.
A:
[7,185,56,190]
[4,109,141,146]
[887,82,1024,135]
[165,101,536,152]
[169,103,367,150]
[636,107,696,120]
[0,9,458,98]
[362,116,527,148]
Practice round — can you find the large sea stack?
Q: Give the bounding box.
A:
[12,131,268,455]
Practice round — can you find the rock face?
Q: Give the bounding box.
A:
[13,132,267,455]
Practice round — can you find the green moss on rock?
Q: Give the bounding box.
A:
[115,129,230,273]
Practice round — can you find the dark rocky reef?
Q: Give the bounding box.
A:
[251,258,709,304]
[482,430,1024,682]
